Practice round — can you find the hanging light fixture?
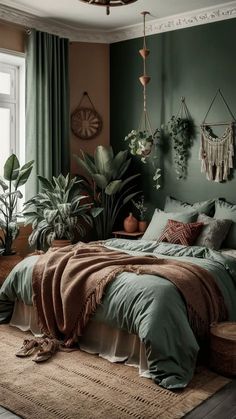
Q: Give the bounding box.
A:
[79,0,138,16]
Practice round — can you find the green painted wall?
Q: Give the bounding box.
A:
[110,19,236,213]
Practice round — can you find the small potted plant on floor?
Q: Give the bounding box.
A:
[23,173,100,250]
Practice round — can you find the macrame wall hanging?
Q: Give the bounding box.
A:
[71,91,103,140]
[200,89,235,182]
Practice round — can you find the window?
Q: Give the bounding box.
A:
[0,50,25,210]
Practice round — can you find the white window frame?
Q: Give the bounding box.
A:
[0,49,25,212]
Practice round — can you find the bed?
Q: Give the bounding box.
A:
[1,238,236,390]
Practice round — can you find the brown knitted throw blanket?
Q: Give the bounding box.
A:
[32,242,228,346]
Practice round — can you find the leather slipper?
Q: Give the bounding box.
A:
[16,339,40,357]
[32,339,59,363]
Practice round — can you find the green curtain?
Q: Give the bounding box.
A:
[25,29,70,198]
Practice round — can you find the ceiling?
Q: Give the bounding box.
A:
[0,0,235,43]
[0,0,232,31]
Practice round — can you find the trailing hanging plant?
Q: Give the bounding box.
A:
[168,98,194,180]
[124,130,154,163]
[124,128,162,190]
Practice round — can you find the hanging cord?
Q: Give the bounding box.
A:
[139,11,153,135]
[202,89,236,125]
[176,97,192,120]
[77,91,96,110]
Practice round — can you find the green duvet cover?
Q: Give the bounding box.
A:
[1,240,236,389]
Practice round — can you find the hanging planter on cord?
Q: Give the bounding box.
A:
[167,97,194,180]
[124,11,161,189]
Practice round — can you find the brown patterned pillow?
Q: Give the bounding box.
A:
[158,219,204,246]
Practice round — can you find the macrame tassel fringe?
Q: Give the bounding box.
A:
[200,124,234,182]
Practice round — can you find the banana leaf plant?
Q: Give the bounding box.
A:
[74,145,140,239]
[23,173,101,249]
[0,154,34,255]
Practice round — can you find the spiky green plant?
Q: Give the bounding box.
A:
[0,154,34,255]
[74,145,140,239]
[23,174,100,249]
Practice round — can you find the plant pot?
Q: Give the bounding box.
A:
[0,254,23,286]
[138,220,148,233]
[139,48,150,59]
[51,239,72,248]
[123,213,138,233]
[139,75,151,86]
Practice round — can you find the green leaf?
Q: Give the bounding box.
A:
[92,174,109,189]
[123,191,141,205]
[94,146,113,179]
[74,155,94,177]
[0,176,8,191]
[38,176,54,191]
[4,154,20,181]
[112,150,128,178]
[105,180,122,195]
[91,207,103,217]
[14,166,33,189]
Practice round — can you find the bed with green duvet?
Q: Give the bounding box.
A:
[0,239,236,390]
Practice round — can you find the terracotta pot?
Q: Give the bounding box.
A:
[123,213,138,233]
[139,75,151,86]
[138,220,148,233]
[139,48,150,59]
[51,239,72,248]
[0,254,23,286]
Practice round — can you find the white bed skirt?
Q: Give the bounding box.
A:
[10,301,150,378]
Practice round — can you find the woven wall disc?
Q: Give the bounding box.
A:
[71,107,103,140]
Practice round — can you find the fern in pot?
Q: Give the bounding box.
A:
[23,173,100,250]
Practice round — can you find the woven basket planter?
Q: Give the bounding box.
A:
[210,322,236,376]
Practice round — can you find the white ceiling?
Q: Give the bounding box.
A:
[0,0,232,30]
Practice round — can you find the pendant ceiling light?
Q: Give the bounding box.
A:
[79,0,138,15]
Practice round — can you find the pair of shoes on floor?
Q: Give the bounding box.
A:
[15,338,59,363]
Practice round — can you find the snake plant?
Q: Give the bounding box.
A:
[74,145,140,239]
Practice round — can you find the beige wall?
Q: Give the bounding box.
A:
[0,21,25,52]
[69,42,110,174]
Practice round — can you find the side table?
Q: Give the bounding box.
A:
[112,231,144,239]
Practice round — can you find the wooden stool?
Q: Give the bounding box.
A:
[210,322,236,376]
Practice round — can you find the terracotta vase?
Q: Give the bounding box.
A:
[0,254,23,286]
[138,220,148,233]
[123,213,138,233]
[51,239,72,248]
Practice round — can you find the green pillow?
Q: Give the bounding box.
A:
[142,209,198,241]
[214,200,236,248]
[164,196,215,215]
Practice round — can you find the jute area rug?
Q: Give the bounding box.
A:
[0,325,230,419]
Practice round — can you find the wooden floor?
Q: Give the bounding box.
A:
[0,379,236,418]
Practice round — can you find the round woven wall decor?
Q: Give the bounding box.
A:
[71,92,103,140]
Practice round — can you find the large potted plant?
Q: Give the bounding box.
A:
[23,173,100,249]
[74,145,140,240]
[0,154,34,254]
[0,154,34,284]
